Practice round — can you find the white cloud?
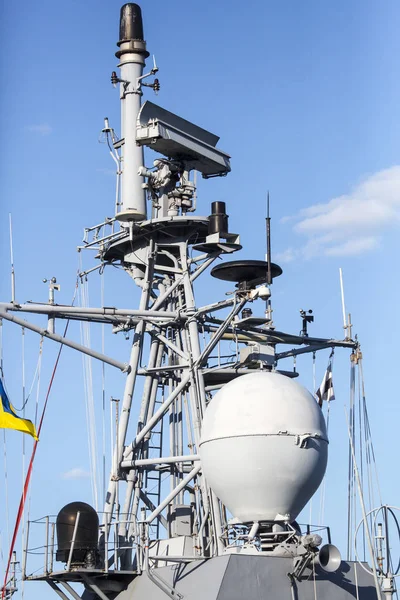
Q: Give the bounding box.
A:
[324,236,379,257]
[26,123,52,136]
[62,467,90,480]
[278,166,400,259]
[274,247,297,263]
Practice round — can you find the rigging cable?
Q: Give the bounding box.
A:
[23,336,43,600]
[347,351,387,597]
[79,254,99,512]
[0,331,44,594]
[357,361,366,561]
[319,396,331,526]
[318,351,334,527]
[0,320,10,565]
[344,407,382,599]
[101,266,107,506]
[5,336,44,413]
[347,354,356,560]
[21,327,26,600]
[1,277,78,599]
[359,356,383,507]
[359,355,383,568]
[1,431,9,559]
[309,351,316,527]
[34,338,44,428]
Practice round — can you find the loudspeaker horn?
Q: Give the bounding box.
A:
[317,544,342,573]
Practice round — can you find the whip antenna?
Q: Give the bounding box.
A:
[266,192,272,286]
[9,214,15,303]
[339,268,352,339]
[339,268,347,331]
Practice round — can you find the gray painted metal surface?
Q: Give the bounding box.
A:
[117,556,379,599]
[136,101,231,177]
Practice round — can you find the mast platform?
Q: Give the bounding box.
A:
[102,216,241,263]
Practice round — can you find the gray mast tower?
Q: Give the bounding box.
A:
[102,2,239,562]
[14,4,390,599]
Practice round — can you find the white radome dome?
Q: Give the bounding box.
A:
[199,371,328,523]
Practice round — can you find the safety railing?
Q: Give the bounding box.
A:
[224,521,332,551]
[22,512,141,581]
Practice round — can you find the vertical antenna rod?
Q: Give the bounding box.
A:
[266,192,272,285]
[339,267,348,337]
[9,214,15,303]
[116,3,149,221]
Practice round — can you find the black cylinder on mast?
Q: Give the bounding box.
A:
[56,502,99,565]
[208,201,229,235]
[119,3,144,42]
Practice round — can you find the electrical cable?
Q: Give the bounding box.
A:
[309,352,316,527]
[318,351,334,527]
[79,255,99,512]
[101,267,106,506]
[0,324,10,557]
[4,338,44,413]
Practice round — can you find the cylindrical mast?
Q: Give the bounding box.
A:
[116,3,148,221]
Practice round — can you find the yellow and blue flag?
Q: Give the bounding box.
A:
[0,378,38,440]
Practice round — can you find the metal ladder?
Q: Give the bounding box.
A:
[144,395,164,539]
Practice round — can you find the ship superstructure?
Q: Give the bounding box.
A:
[1,4,398,600]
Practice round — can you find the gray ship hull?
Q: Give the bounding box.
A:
[113,556,378,599]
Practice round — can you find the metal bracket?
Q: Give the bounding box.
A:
[146,561,184,600]
[46,581,71,600]
[80,575,111,600]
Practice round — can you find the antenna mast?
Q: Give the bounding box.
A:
[266,192,272,286]
[9,214,15,304]
[339,267,352,339]
[10,7,366,599]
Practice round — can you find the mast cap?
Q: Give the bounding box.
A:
[119,3,144,42]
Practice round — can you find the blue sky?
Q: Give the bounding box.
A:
[1,0,400,597]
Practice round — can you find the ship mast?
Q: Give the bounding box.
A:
[2,5,376,600]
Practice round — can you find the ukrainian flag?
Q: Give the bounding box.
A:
[0,377,38,440]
